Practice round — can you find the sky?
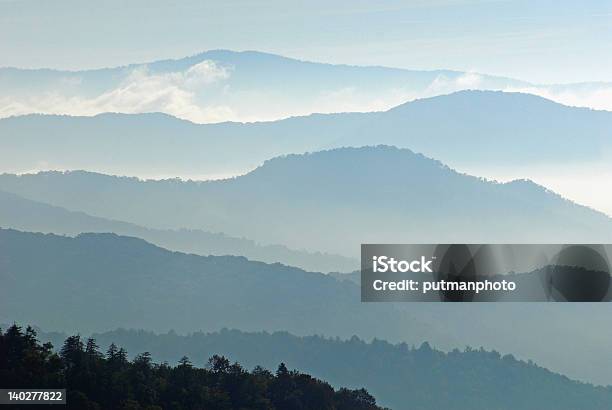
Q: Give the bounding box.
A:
[1,0,612,84]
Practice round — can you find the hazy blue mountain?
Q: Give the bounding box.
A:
[3,228,612,387]
[2,49,610,123]
[329,271,360,284]
[0,49,479,96]
[0,190,356,272]
[0,50,530,124]
[1,146,611,257]
[25,327,612,410]
[0,228,437,343]
[344,90,612,165]
[1,91,611,181]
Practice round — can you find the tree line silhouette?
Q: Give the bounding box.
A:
[0,324,385,410]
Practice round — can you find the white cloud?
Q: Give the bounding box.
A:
[426,72,484,94]
[2,61,612,124]
[303,73,488,116]
[503,84,612,111]
[0,60,234,123]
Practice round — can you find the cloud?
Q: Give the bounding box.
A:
[0,66,512,123]
[0,60,234,123]
[503,84,612,111]
[303,73,487,116]
[2,61,612,124]
[419,73,612,112]
[426,72,484,94]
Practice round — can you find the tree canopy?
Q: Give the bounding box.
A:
[0,324,385,410]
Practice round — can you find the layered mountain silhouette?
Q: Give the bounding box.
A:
[2,49,610,123]
[1,146,611,257]
[0,190,356,272]
[0,227,438,347]
[27,327,612,410]
[2,91,611,179]
[3,228,612,387]
[0,50,529,123]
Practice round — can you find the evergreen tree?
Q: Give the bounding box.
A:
[0,324,386,410]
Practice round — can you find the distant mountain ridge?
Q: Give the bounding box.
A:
[0,49,529,123]
[1,146,610,257]
[0,190,357,272]
[2,49,611,122]
[1,90,611,187]
[0,227,436,343]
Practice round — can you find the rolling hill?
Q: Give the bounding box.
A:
[0,49,528,124]
[1,146,611,257]
[0,228,435,342]
[2,49,610,123]
[3,228,612,387]
[0,190,356,272]
[1,91,611,180]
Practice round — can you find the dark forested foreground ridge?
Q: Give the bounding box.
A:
[26,327,612,410]
[0,325,385,410]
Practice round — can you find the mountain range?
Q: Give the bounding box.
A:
[3,228,612,387]
[1,146,610,257]
[0,189,356,272]
[0,227,435,344]
[0,49,527,123]
[3,48,612,405]
[1,50,611,123]
[2,90,611,179]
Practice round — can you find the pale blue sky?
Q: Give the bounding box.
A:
[1,0,611,83]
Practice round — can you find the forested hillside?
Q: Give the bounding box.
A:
[27,326,612,410]
[0,324,383,410]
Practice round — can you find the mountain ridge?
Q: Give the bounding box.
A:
[2,90,611,186]
[5,89,611,123]
[5,49,609,91]
[23,326,612,410]
[4,227,612,386]
[1,145,611,257]
[0,49,506,80]
[0,227,438,344]
[0,189,357,272]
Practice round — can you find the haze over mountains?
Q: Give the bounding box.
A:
[3,228,612,389]
[0,190,356,272]
[2,90,611,177]
[3,90,611,214]
[3,4,612,407]
[1,146,611,257]
[0,228,434,345]
[1,50,611,123]
[3,48,612,409]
